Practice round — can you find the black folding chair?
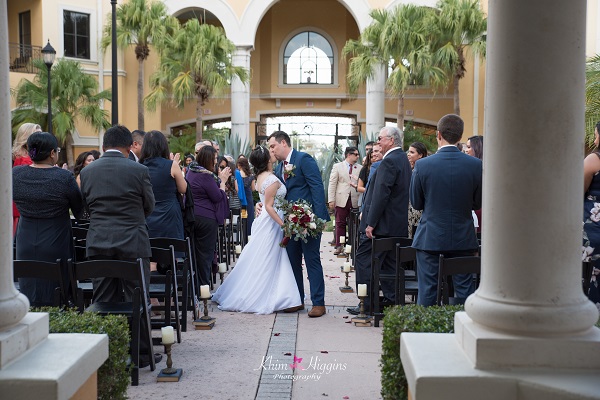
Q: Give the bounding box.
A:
[150,237,200,329]
[69,258,154,386]
[437,255,481,306]
[148,246,181,344]
[13,258,68,307]
[370,236,413,327]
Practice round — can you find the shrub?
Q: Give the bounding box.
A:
[33,308,130,400]
[380,304,463,400]
[381,305,600,400]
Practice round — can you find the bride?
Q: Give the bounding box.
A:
[211,146,302,314]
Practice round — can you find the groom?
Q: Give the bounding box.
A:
[268,131,330,317]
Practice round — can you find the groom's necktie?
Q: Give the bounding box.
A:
[283,161,288,182]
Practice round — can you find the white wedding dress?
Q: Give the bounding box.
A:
[211,174,302,314]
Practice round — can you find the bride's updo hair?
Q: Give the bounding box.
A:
[249,146,270,176]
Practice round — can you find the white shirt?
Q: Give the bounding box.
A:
[382,146,402,159]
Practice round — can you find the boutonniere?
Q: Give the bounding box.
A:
[284,163,296,180]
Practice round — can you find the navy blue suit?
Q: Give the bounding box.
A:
[354,148,412,306]
[277,150,329,306]
[410,145,482,305]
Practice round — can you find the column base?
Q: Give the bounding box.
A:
[0,313,108,399]
[400,312,600,400]
[455,312,600,369]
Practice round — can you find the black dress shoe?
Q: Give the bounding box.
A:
[346,306,360,315]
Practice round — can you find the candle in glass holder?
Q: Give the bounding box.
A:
[200,285,210,299]
[358,284,367,297]
[339,236,346,244]
[218,263,227,273]
[161,326,175,344]
[343,262,351,272]
[235,245,242,254]
[344,245,352,254]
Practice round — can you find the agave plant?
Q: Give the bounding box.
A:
[315,146,342,203]
[222,133,252,160]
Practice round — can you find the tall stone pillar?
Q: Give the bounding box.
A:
[467,0,598,337]
[365,63,385,139]
[400,1,600,398]
[0,0,29,332]
[231,46,252,148]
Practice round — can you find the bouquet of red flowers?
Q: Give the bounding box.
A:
[277,197,326,247]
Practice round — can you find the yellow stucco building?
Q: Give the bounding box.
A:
[5,0,600,161]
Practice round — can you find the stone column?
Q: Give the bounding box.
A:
[0,0,29,332]
[231,46,252,148]
[365,63,385,139]
[466,0,598,336]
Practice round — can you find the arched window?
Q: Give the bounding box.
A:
[283,31,333,84]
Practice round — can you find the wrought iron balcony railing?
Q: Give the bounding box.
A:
[9,43,42,74]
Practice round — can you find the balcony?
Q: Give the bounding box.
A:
[9,43,42,74]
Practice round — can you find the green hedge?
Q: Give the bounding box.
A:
[33,308,130,400]
[381,305,464,400]
[381,305,600,400]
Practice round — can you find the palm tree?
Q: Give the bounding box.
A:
[11,59,111,166]
[343,5,446,145]
[101,0,178,131]
[145,19,249,142]
[586,54,600,147]
[429,0,487,115]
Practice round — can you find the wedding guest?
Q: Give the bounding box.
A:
[465,135,484,161]
[139,130,187,241]
[407,142,428,237]
[129,129,145,162]
[583,121,600,307]
[237,156,256,237]
[362,141,375,164]
[183,154,194,175]
[328,147,362,255]
[74,151,95,187]
[188,146,230,286]
[13,132,84,306]
[90,150,101,160]
[12,122,41,235]
[218,156,239,209]
[410,114,482,306]
[466,135,484,232]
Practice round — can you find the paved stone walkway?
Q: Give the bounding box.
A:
[127,232,383,400]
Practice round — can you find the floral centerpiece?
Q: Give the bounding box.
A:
[276,197,326,247]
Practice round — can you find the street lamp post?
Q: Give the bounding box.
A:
[111,0,118,125]
[41,40,56,134]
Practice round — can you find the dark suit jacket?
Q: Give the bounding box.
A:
[277,149,329,221]
[410,145,482,251]
[360,148,411,237]
[128,151,137,161]
[80,151,155,258]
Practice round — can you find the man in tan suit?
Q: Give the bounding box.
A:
[328,146,363,255]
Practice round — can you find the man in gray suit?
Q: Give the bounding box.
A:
[80,125,155,303]
[410,114,482,306]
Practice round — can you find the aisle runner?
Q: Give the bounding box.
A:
[255,313,298,399]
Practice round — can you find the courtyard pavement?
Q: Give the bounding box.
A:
[127,231,384,400]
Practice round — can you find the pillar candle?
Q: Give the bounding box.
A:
[345,245,352,254]
[339,236,346,244]
[200,285,210,299]
[161,326,175,344]
[343,262,351,273]
[358,284,367,297]
[235,245,242,254]
[218,262,227,273]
